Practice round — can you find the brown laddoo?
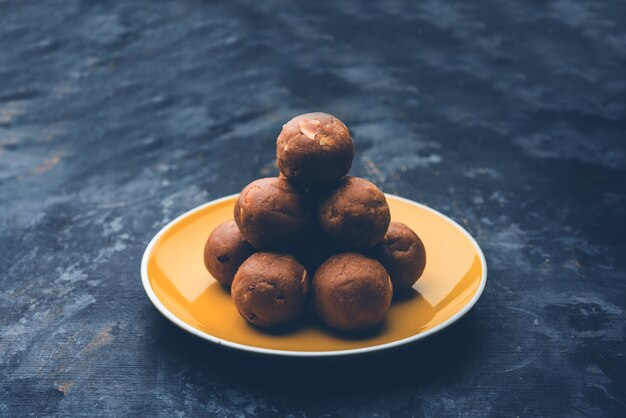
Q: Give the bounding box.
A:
[312,253,392,331]
[318,176,391,250]
[276,113,355,187]
[234,177,310,249]
[371,222,427,292]
[231,252,309,328]
[203,220,255,287]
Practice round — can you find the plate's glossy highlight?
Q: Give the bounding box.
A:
[141,194,486,356]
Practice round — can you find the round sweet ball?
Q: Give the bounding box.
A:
[276,113,355,187]
[234,177,310,249]
[318,176,391,250]
[203,220,255,287]
[371,222,426,292]
[312,253,392,331]
[231,252,309,328]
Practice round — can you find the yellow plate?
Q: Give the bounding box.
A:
[141,194,487,357]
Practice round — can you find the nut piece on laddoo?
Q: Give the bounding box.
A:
[318,176,391,250]
[371,222,426,292]
[203,220,255,287]
[312,253,392,331]
[231,252,309,328]
[234,177,310,249]
[276,112,355,187]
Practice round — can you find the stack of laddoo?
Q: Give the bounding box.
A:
[203,113,426,332]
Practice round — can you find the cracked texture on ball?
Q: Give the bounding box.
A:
[231,252,309,328]
[318,176,390,250]
[277,112,354,187]
[312,253,392,331]
[234,177,310,249]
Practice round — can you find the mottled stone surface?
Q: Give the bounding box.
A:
[1,0,625,416]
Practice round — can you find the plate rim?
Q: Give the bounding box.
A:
[141,193,488,357]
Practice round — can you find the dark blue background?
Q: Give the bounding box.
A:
[1,0,625,416]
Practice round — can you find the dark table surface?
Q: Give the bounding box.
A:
[1,1,625,416]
